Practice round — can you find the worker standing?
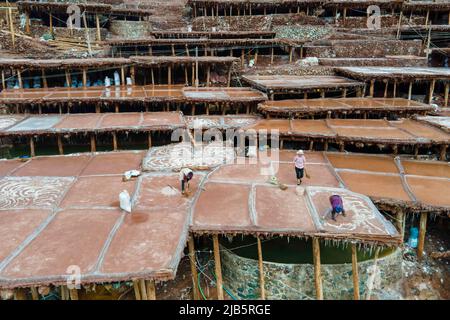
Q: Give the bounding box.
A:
[293,150,306,185]
[329,194,346,221]
[179,167,194,195]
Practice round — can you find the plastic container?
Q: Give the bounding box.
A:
[408,227,419,248]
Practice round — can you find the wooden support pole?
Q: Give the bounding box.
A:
[227,66,232,87]
[41,69,48,88]
[206,65,211,87]
[90,134,96,152]
[8,7,15,48]
[241,49,245,67]
[65,69,71,87]
[417,212,427,260]
[396,11,403,40]
[414,144,419,159]
[393,81,397,98]
[96,14,101,41]
[30,136,35,157]
[31,287,39,300]
[148,132,152,148]
[188,236,200,300]
[171,44,176,56]
[342,88,347,98]
[14,289,27,300]
[184,66,189,85]
[139,279,148,300]
[112,132,118,150]
[120,66,125,85]
[133,280,141,300]
[151,68,155,85]
[57,135,64,155]
[428,79,435,105]
[212,234,224,300]
[351,244,360,300]
[408,81,413,100]
[1,70,5,90]
[185,44,190,56]
[130,66,135,85]
[115,103,119,113]
[312,238,323,300]
[49,12,53,35]
[369,80,375,97]
[60,286,68,300]
[168,65,172,85]
[289,46,294,63]
[257,237,265,300]
[17,70,22,88]
[25,11,30,34]
[396,210,405,242]
[321,90,325,98]
[440,144,447,161]
[82,68,87,87]
[69,289,79,300]
[425,10,430,26]
[324,141,329,151]
[146,280,156,300]
[444,83,449,107]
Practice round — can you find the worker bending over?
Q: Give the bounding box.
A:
[329,194,346,221]
[179,168,194,195]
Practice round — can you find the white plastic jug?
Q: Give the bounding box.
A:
[119,190,132,213]
[114,71,120,86]
[104,76,111,87]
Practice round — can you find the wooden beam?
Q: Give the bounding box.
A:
[257,237,265,300]
[65,69,71,87]
[25,11,30,34]
[41,69,48,88]
[227,66,232,87]
[17,70,22,88]
[14,289,27,300]
[270,47,274,64]
[188,236,200,300]
[417,212,427,260]
[139,279,148,300]
[130,66,135,85]
[408,81,413,100]
[369,80,375,97]
[393,81,397,98]
[396,210,405,242]
[1,69,5,90]
[168,65,172,85]
[440,144,447,161]
[289,47,294,63]
[206,65,210,87]
[148,132,152,148]
[351,244,360,300]
[49,12,53,35]
[212,234,224,300]
[312,238,323,300]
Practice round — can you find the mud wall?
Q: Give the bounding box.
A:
[337,16,425,29]
[221,246,402,300]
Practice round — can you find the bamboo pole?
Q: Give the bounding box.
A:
[188,236,200,300]
[396,11,403,40]
[417,212,427,260]
[30,136,35,157]
[57,135,64,155]
[425,10,429,26]
[257,237,265,300]
[312,238,323,300]
[212,234,224,300]
[146,280,156,300]
[351,244,360,300]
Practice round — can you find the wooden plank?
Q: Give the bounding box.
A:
[133,280,141,300]
[146,280,156,300]
[139,279,148,300]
